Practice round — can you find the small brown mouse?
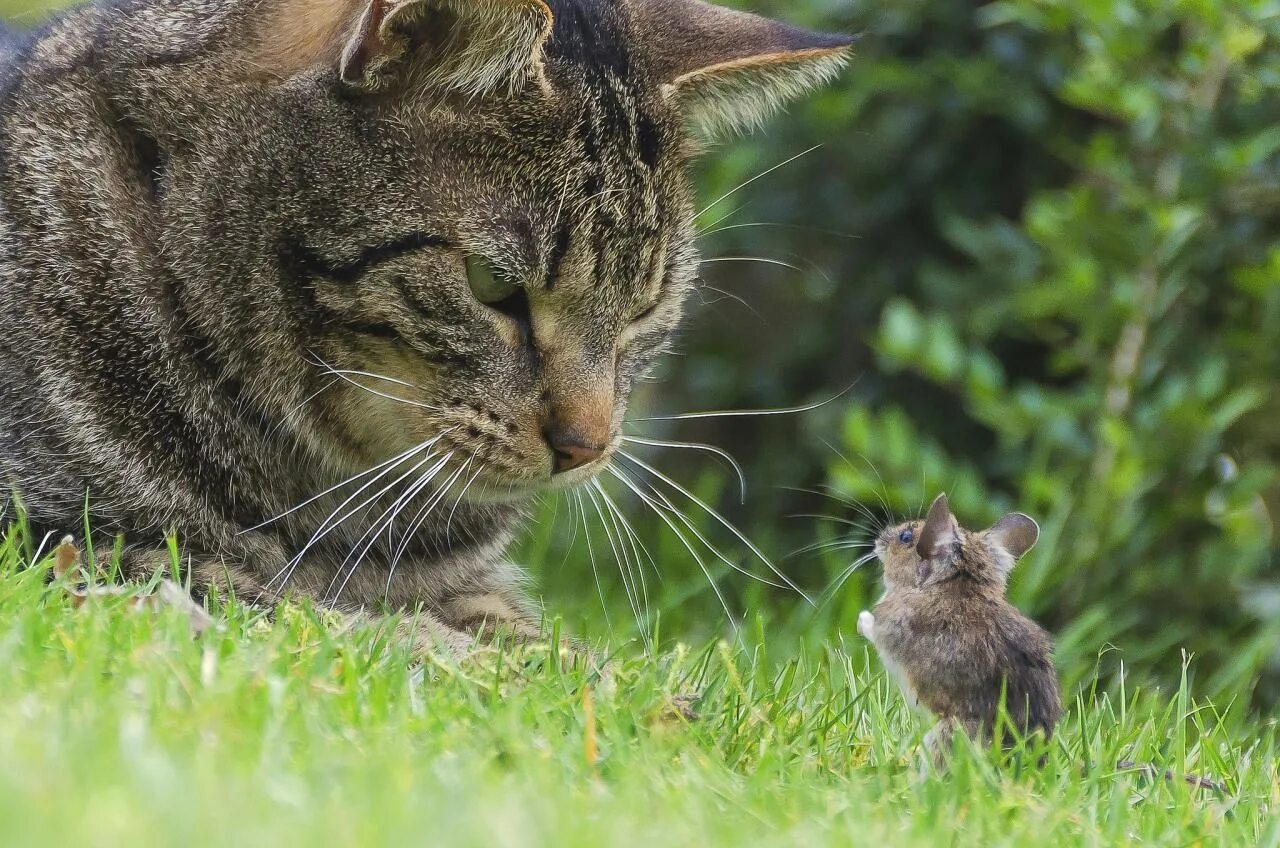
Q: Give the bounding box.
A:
[857,493,1061,762]
[856,493,1225,790]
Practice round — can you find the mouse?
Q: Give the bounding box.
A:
[855,493,1226,790]
[857,493,1062,763]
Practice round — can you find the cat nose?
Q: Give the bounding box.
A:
[544,425,605,474]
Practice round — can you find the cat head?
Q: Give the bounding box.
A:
[123,0,853,499]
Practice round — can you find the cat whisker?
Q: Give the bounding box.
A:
[552,165,579,233]
[696,201,747,235]
[619,435,747,503]
[696,144,822,221]
[573,489,613,633]
[293,452,449,602]
[593,478,658,584]
[258,441,448,599]
[619,447,805,597]
[29,530,56,568]
[573,186,630,216]
[318,367,442,413]
[704,247,836,287]
[612,452,798,596]
[268,440,449,596]
[329,452,462,605]
[384,452,461,601]
[605,465,734,625]
[318,367,419,392]
[698,221,860,241]
[695,283,761,318]
[306,353,441,412]
[444,460,486,541]
[306,353,415,390]
[583,481,647,643]
[268,377,340,442]
[243,434,450,534]
[610,463,785,589]
[700,256,805,274]
[553,490,581,573]
[632,380,857,423]
[592,479,655,646]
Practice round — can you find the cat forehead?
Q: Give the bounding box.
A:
[400,57,684,196]
[403,89,686,278]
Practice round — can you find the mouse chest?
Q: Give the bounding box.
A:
[878,651,926,714]
[872,595,982,717]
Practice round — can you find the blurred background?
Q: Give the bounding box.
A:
[4,0,1278,705]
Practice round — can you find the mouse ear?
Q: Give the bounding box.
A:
[915,493,959,561]
[987,513,1040,561]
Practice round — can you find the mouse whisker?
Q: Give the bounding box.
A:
[787,537,873,559]
[818,550,879,607]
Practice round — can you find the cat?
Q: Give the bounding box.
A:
[0,0,852,653]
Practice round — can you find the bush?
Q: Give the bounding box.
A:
[673,0,1280,703]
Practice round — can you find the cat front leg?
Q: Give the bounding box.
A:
[121,537,484,659]
[434,560,541,642]
[430,560,615,675]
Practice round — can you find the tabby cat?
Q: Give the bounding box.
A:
[0,0,851,651]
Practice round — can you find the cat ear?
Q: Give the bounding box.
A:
[631,0,856,136]
[916,493,959,561]
[339,0,554,93]
[986,513,1040,561]
[247,0,552,94]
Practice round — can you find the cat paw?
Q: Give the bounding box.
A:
[857,610,875,640]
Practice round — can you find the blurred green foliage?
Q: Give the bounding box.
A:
[3,0,1279,703]
[660,0,1280,703]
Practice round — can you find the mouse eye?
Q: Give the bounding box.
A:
[898,529,915,545]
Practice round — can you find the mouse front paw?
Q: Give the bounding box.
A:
[857,610,875,640]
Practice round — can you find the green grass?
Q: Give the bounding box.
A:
[0,532,1276,847]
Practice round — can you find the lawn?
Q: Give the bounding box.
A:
[0,531,1274,847]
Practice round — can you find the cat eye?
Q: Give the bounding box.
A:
[466,255,520,305]
[898,529,915,544]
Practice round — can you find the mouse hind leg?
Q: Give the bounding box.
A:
[920,717,987,776]
[922,717,956,773]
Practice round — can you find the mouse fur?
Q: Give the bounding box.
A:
[858,493,1062,762]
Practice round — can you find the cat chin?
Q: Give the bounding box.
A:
[460,465,606,504]
[461,484,543,506]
